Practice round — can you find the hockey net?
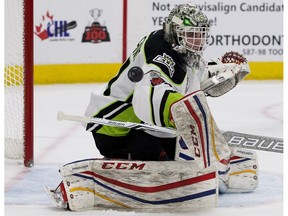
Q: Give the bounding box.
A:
[4,0,34,167]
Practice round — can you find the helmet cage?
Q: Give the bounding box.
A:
[175,25,210,54]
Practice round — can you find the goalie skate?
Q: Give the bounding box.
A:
[44,182,68,209]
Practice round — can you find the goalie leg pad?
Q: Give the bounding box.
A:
[57,158,218,212]
[170,90,231,172]
[170,91,259,194]
[219,147,259,193]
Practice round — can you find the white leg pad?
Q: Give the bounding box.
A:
[170,91,259,193]
[219,147,259,193]
[170,91,231,171]
[58,159,218,212]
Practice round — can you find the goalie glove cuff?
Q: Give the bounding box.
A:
[206,76,238,97]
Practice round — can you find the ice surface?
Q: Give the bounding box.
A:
[5,81,284,216]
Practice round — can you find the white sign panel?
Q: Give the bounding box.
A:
[147,0,283,61]
[34,0,123,64]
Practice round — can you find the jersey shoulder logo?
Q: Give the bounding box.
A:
[149,71,165,86]
[153,53,175,77]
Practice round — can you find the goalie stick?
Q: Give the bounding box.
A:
[57,111,283,153]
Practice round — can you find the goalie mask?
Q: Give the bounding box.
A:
[164,3,211,56]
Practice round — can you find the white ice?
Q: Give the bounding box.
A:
[5,81,284,216]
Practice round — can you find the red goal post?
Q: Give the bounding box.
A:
[4,0,34,167]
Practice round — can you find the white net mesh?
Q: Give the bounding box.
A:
[4,0,25,159]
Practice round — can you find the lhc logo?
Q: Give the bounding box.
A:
[35,11,77,41]
[82,8,111,43]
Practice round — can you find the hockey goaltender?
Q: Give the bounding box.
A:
[45,2,258,212]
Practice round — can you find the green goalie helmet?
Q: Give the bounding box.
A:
[164,3,211,56]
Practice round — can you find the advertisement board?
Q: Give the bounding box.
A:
[34,0,283,83]
[144,0,283,61]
